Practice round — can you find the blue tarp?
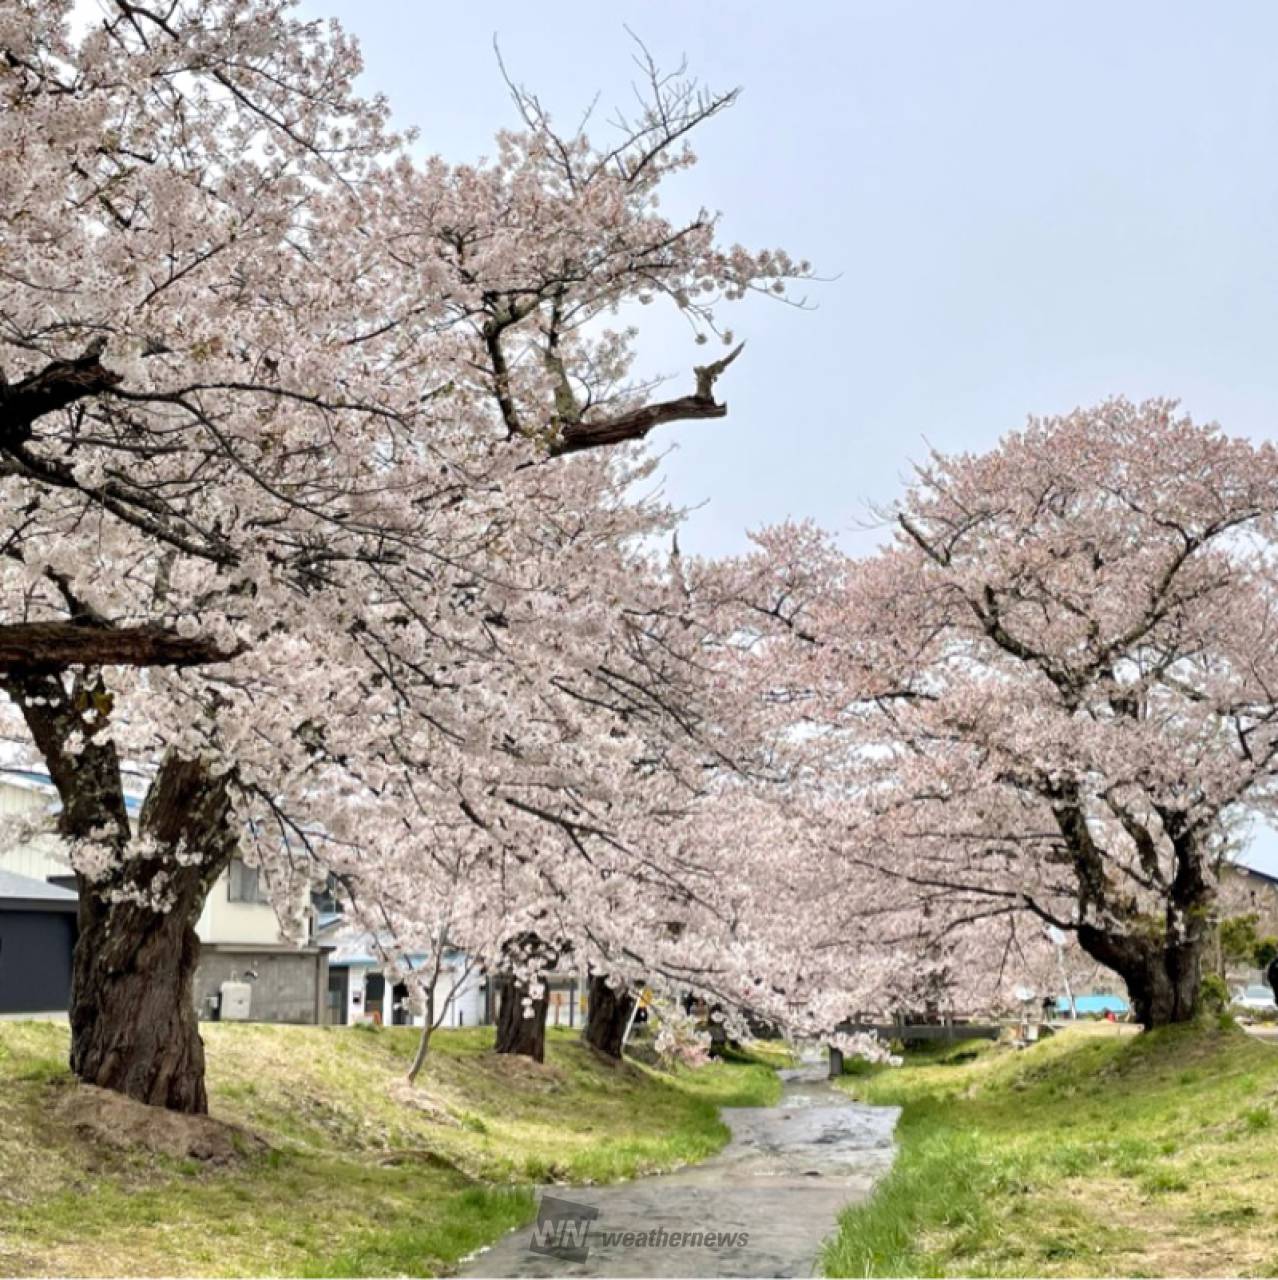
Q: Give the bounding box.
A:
[1057,993,1129,1015]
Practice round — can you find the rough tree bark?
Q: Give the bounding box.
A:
[493,972,548,1063]
[0,620,234,668]
[583,973,635,1059]
[0,341,122,445]
[1056,795,1213,1029]
[1078,922,1208,1028]
[1073,832,1213,1028]
[70,755,237,1113]
[548,345,744,455]
[4,670,238,1113]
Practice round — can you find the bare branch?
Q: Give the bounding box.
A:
[551,343,744,456]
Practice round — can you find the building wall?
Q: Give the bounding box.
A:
[437,966,486,1028]
[0,781,289,950]
[0,780,327,1026]
[0,782,69,883]
[336,961,487,1028]
[194,946,329,1025]
[545,976,588,1030]
[341,963,372,1023]
[1222,865,1278,935]
[195,874,289,947]
[0,909,75,1014]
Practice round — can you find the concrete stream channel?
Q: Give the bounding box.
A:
[459,1060,900,1278]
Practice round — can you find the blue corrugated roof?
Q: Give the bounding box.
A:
[2,769,52,786]
[0,767,142,815]
[330,951,430,969]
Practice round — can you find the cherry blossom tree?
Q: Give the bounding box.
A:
[0,0,805,1110]
[718,401,1278,1027]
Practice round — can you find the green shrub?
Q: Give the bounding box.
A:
[1201,973,1230,1014]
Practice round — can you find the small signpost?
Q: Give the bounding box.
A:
[619,987,652,1051]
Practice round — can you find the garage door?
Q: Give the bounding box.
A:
[0,911,76,1014]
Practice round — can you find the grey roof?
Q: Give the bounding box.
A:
[1226,861,1278,889]
[0,869,78,910]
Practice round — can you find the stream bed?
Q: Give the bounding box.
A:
[459,1062,899,1278]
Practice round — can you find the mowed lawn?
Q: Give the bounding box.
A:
[825,1019,1278,1277]
[0,1021,779,1278]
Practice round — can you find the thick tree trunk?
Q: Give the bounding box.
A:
[1128,940,1204,1027]
[70,873,210,1111]
[71,755,238,1114]
[1078,923,1207,1028]
[1,667,238,1116]
[583,974,634,1059]
[828,1046,845,1078]
[1064,804,1214,1030]
[493,973,547,1062]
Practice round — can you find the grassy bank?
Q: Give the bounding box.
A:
[824,1020,1278,1277]
[0,1021,778,1278]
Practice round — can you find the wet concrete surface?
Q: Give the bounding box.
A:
[459,1061,899,1278]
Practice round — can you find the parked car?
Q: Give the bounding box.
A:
[1232,984,1278,1014]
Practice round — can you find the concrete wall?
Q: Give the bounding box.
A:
[194,945,329,1025]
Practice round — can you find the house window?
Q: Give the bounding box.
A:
[312,873,340,916]
[227,858,270,905]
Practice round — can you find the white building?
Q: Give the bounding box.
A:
[324,926,487,1029]
[0,769,75,883]
[0,768,329,1023]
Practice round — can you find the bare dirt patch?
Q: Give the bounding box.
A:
[55,1084,267,1165]
[478,1050,568,1090]
[386,1077,462,1125]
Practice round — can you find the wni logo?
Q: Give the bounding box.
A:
[528,1195,600,1262]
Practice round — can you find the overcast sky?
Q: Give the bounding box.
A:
[306,1,1278,870]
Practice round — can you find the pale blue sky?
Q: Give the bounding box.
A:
[309,1,1278,870]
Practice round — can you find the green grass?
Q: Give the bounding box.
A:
[0,1021,780,1277]
[823,1021,1278,1277]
